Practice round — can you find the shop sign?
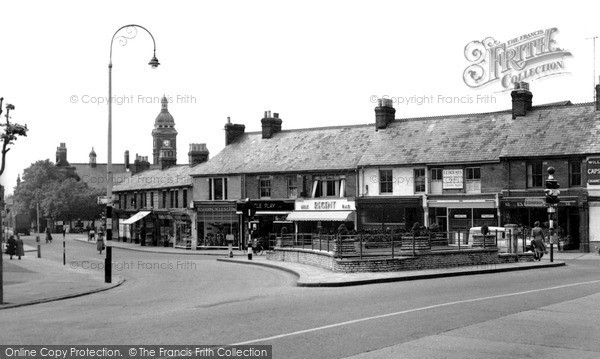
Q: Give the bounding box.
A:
[587,158,600,185]
[481,214,495,219]
[524,198,546,207]
[443,169,464,189]
[454,214,468,219]
[295,199,356,211]
[196,204,236,212]
[235,200,294,212]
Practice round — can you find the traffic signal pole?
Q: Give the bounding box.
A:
[545,167,560,263]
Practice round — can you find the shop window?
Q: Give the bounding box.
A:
[527,162,543,188]
[466,167,481,194]
[570,160,581,187]
[379,169,393,194]
[209,178,228,200]
[430,168,443,194]
[287,176,298,198]
[414,169,425,193]
[259,178,271,198]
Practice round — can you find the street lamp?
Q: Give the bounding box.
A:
[106,25,160,283]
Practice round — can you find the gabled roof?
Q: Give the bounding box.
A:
[190,125,375,176]
[112,165,193,192]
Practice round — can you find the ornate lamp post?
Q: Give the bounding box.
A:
[106,25,160,283]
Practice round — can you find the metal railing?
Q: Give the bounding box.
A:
[268,229,531,259]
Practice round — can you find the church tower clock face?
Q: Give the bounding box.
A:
[163,139,170,147]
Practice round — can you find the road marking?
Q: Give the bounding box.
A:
[232,279,600,345]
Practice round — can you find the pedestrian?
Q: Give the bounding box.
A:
[97,230,105,254]
[89,227,95,242]
[531,221,547,261]
[6,235,17,260]
[45,227,53,243]
[15,235,25,260]
[481,224,490,236]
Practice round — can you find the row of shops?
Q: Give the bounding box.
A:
[112,193,589,250]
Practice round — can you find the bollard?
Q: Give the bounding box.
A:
[248,244,252,260]
[228,242,233,258]
[36,234,41,258]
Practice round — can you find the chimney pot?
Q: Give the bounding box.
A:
[511,81,533,119]
[375,99,396,130]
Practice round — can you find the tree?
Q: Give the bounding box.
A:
[13,160,100,222]
[0,98,28,177]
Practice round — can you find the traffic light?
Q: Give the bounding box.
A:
[545,178,560,205]
[248,220,259,233]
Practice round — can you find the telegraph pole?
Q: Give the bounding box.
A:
[587,36,598,101]
[544,167,560,263]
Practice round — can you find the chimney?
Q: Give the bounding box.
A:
[224,117,246,145]
[375,98,396,130]
[125,150,130,171]
[56,143,69,166]
[596,76,600,111]
[261,110,283,139]
[511,81,533,119]
[131,154,151,175]
[188,143,209,167]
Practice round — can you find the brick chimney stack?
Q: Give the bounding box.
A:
[188,143,209,166]
[595,76,600,111]
[224,116,246,145]
[375,98,396,130]
[261,110,283,139]
[511,81,533,119]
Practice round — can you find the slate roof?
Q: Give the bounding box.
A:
[70,163,129,191]
[112,165,194,192]
[358,111,514,166]
[499,102,600,158]
[190,125,375,176]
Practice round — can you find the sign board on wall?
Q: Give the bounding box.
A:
[587,158,600,185]
[295,199,356,211]
[443,169,464,189]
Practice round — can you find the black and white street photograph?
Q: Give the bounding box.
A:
[1,1,600,358]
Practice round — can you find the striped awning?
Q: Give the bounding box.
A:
[121,211,151,225]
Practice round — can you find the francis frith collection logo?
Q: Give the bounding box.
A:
[463,28,572,89]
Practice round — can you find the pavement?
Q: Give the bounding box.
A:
[2,235,598,309]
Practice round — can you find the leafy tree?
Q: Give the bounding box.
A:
[13,160,100,221]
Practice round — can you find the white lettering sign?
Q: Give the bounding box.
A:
[443,169,464,189]
[295,199,356,211]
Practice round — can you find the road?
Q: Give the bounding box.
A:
[1,234,599,358]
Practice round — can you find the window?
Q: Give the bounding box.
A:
[122,194,127,209]
[570,160,581,186]
[150,191,154,208]
[527,162,543,188]
[175,190,179,208]
[286,176,298,198]
[183,189,188,208]
[312,176,344,198]
[209,178,228,200]
[162,191,167,208]
[430,168,443,194]
[259,178,271,198]
[131,193,136,208]
[379,169,393,194]
[170,190,174,208]
[414,169,425,193]
[466,167,481,193]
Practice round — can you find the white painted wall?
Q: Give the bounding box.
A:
[360,167,417,196]
[191,175,242,200]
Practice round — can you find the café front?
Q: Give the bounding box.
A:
[286,198,357,233]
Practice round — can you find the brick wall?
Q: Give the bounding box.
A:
[268,248,504,273]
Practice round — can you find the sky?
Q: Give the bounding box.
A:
[1,0,599,195]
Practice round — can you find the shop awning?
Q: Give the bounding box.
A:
[286,211,355,222]
[121,211,151,225]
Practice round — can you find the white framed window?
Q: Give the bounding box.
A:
[466,167,481,193]
[312,176,345,198]
[379,169,393,194]
[209,178,228,200]
[259,178,271,198]
[286,176,298,198]
[414,169,426,193]
[430,168,443,194]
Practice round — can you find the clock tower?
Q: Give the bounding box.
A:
[152,95,178,165]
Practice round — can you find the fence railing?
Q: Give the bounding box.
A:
[267,229,530,259]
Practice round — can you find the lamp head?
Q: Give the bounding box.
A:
[148,54,160,69]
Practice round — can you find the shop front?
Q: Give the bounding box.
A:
[172,210,193,249]
[286,198,356,233]
[236,200,295,243]
[501,195,584,249]
[194,201,239,248]
[428,196,498,240]
[357,197,422,232]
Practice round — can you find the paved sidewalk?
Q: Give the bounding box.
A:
[1,245,124,309]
